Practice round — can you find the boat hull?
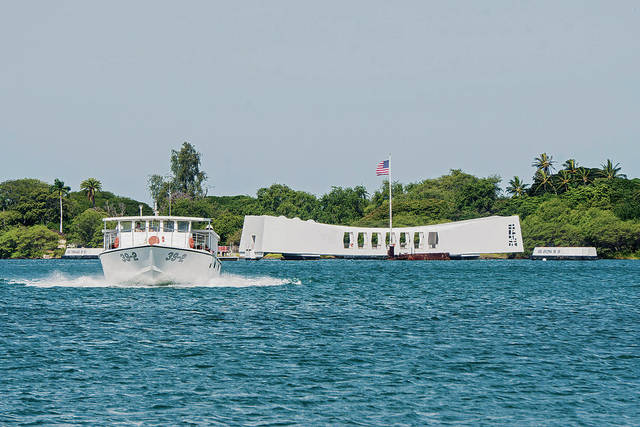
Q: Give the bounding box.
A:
[99,245,221,284]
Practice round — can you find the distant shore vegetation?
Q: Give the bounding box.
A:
[1,144,639,259]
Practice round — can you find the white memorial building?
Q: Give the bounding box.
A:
[240,215,523,259]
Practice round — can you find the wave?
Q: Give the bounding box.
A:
[8,271,300,289]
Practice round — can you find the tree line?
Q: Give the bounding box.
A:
[507,154,627,197]
[1,144,639,258]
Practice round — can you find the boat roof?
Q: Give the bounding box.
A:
[103,216,212,222]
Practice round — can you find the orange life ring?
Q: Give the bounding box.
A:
[189,237,195,248]
[113,237,119,249]
[148,236,159,245]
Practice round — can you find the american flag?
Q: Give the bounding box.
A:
[376,160,389,176]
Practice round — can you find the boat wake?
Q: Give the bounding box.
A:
[9,271,300,289]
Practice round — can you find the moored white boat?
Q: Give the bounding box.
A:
[100,216,221,284]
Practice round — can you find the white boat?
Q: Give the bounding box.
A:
[100,216,221,284]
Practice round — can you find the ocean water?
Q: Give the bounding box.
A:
[1,259,639,426]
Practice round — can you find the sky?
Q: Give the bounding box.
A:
[1,1,638,203]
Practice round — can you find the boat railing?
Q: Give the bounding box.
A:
[104,230,118,250]
[192,230,214,252]
[103,225,217,252]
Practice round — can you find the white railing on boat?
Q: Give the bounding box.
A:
[103,216,219,253]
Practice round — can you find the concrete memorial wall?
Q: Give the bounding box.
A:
[239,215,523,259]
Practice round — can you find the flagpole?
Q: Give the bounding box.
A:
[388,154,392,247]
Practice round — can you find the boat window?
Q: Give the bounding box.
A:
[385,232,391,247]
[400,232,407,248]
[149,220,160,232]
[163,221,174,232]
[134,221,145,232]
[357,232,366,248]
[120,222,132,232]
[177,221,189,232]
[371,233,379,248]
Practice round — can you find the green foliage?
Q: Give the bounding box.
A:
[170,142,207,198]
[50,178,71,198]
[0,225,60,258]
[531,170,556,195]
[559,183,612,210]
[0,210,22,231]
[148,142,207,209]
[205,195,261,216]
[227,227,243,246]
[80,178,102,208]
[69,209,107,247]
[532,153,555,174]
[211,212,245,245]
[395,170,501,221]
[600,159,626,180]
[0,179,62,228]
[506,176,528,197]
[171,198,216,218]
[356,198,452,227]
[1,179,50,207]
[520,197,640,257]
[50,178,71,233]
[68,191,151,217]
[371,181,405,207]
[317,186,368,225]
[256,184,318,220]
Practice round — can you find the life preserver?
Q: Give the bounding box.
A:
[189,237,195,248]
[148,236,159,245]
[113,237,119,249]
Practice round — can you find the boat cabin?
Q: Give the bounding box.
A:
[102,216,219,252]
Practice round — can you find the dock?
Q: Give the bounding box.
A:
[531,247,597,260]
[62,248,103,259]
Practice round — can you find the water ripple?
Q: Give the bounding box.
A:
[1,259,639,425]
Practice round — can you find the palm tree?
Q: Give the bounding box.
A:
[576,167,592,186]
[534,170,556,194]
[80,178,102,208]
[562,159,578,175]
[600,159,626,180]
[506,176,528,197]
[50,178,70,233]
[556,170,572,193]
[532,153,555,174]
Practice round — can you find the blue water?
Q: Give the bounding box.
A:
[1,259,639,425]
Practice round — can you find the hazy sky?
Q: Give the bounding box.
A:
[1,1,638,202]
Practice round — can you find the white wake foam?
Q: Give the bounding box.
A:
[10,271,300,289]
